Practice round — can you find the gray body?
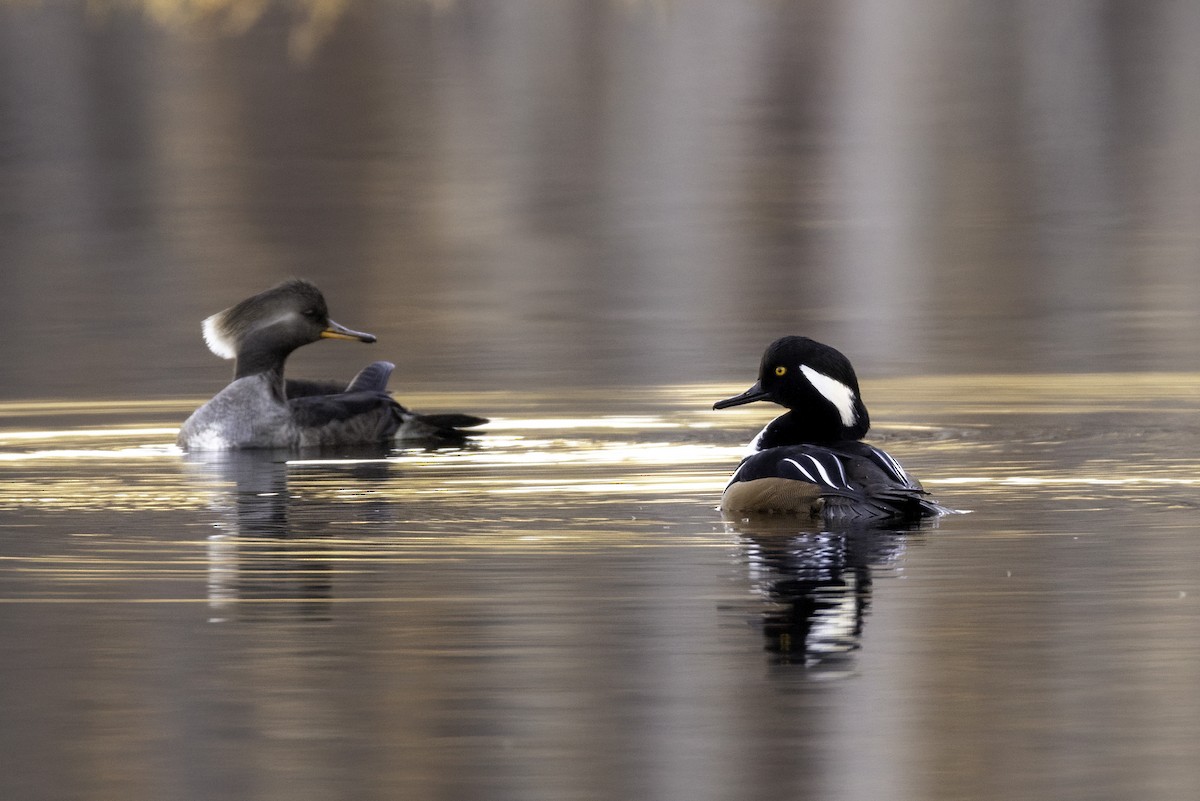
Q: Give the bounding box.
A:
[178,376,302,450]
[177,375,400,450]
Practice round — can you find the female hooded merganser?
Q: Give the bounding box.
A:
[714,336,944,521]
[177,279,486,451]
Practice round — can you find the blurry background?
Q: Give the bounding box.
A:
[6,5,1200,801]
[2,0,1199,401]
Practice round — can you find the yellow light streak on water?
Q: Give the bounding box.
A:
[0,427,180,443]
[1,373,1199,516]
[3,374,1200,608]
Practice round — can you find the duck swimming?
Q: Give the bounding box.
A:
[714,336,944,521]
[177,279,486,451]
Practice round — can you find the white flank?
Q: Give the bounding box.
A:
[202,313,236,359]
[800,365,857,427]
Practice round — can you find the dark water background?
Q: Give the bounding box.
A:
[3,2,1200,800]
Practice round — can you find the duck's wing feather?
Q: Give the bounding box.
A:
[288,391,400,444]
[288,391,489,447]
[344,361,489,432]
[729,445,855,492]
[345,361,394,393]
[285,361,396,399]
[830,441,920,489]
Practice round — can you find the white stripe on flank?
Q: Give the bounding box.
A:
[871,446,909,484]
[801,453,843,489]
[800,365,857,428]
[783,458,819,484]
[828,454,851,488]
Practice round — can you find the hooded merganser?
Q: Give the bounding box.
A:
[714,336,944,521]
[177,279,487,451]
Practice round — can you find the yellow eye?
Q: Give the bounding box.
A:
[774,366,787,376]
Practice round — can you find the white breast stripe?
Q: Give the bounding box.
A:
[800,365,857,427]
[745,423,770,456]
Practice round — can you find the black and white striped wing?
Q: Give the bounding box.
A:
[727,445,857,494]
[838,441,920,489]
[727,442,942,521]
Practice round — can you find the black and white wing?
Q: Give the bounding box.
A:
[727,442,944,521]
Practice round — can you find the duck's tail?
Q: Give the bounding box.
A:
[821,490,951,523]
[286,361,489,445]
[395,411,489,444]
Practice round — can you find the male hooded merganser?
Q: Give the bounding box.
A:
[177,279,486,451]
[714,336,944,521]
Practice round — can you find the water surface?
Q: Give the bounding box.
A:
[4,376,1200,800]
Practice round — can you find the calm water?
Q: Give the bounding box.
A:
[3,2,1200,800]
[5,379,1200,800]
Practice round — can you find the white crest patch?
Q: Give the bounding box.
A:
[201,308,295,360]
[800,365,857,427]
[202,312,236,360]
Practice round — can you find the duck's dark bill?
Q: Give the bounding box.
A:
[713,382,771,409]
[321,320,377,344]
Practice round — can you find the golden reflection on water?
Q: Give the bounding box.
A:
[1,374,1200,514]
[3,373,1200,603]
[875,372,1200,414]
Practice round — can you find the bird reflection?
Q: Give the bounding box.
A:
[184,447,392,623]
[726,514,926,667]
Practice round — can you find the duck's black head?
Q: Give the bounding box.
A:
[714,336,870,441]
[202,279,376,379]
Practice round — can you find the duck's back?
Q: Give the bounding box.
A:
[288,391,401,447]
[285,361,404,446]
[721,440,942,521]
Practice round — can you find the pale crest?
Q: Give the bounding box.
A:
[800,365,858,428]
[202,312,237,360]
[201,303,293,360]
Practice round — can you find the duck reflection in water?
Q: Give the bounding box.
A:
[727,514,926,668]
[185,449,393,623]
